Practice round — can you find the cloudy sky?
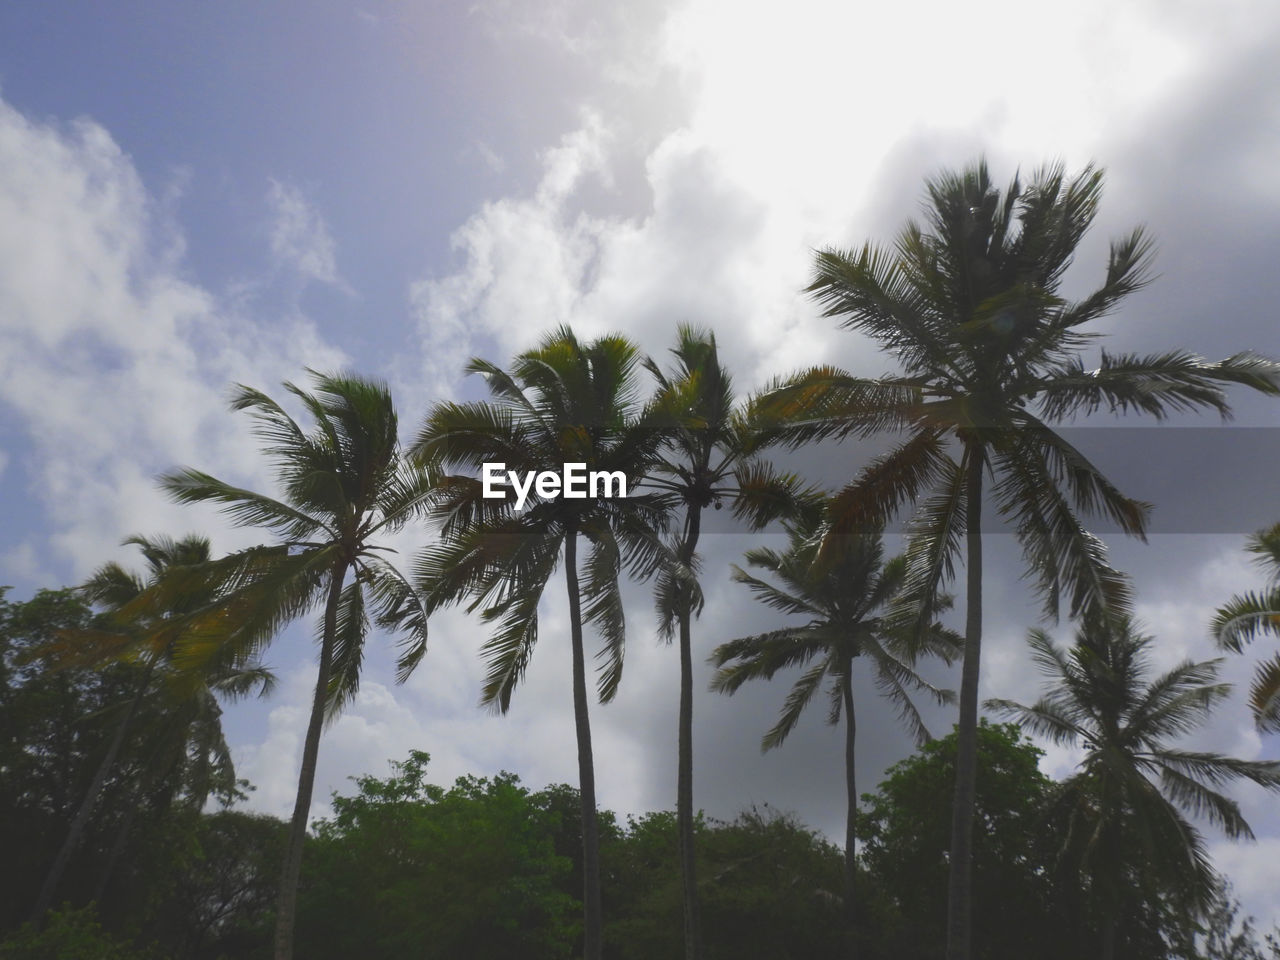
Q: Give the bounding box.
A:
[3,0,1280,929]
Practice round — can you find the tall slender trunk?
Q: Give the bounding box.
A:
[33,658,157,923]
[273,562,346,960]
[677,505,704,960]
[946,445,983,960]
[842,659,859,960]
[1100,918,1116,960]
[92,792,140,903]
[564,531,604,960]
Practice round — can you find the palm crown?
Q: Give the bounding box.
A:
[641,325,817,960]
[411,326,666,960]
[160,370,433,960]
[990,618,1280,947]
[413,325,667,708]
[1212,521,1280,731]
[162,372,433,706]
[712,516,958,959]
[754,159,1280,960]
[712,522,956,750]
[765,161,1279,626]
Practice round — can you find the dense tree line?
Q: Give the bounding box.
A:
[3,616,1276,959]
[5,159,1280,958]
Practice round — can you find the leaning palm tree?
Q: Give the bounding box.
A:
[755,159,1280,959]
[31,533,272,922]
[161,372,433,960]
[990,617,1280,959]
[1212,521,1280,731]
[710,517,959,960]
[642,325,816,960]
[412,326,666,960]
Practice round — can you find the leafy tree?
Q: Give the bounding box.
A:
[33,535,271,921]
[133,809,286,960]
[756,159,1280,959]
[413,327,666,959]
[990,618,1280,959]
[696,807,845,960]
[1171,877,1270,960]
[602,806,845,960]
[297,751,577,960]
[1,588,116,928]
[161,371,434,960]
[710,517,958,958]
[1212,522,1280,730]
[857,722,1092,960]
[0,906,152,960]
[643,325,815,959]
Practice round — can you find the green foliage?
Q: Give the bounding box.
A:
[1212,521,1280,731]
[123,809,286,960]
[712,518,958,750]
[857,722,1085,959]
[413,327,670,957]
[159,371,434,709]
[0,589,163,927]
[991,619,1280,951]
[296,751,578,960]
[414,326,667,708]
[0,906,151,960]
[0,588,103,853]
[603,806,845,960]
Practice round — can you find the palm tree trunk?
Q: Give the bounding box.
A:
[842,661,858,960]
[91,794,139,904]
[946,445,983,960]
[564,531,604,960]
[677,505,704,960]
[1100,918,1116,960]
[273,562,346,960]
[32,657,157,923]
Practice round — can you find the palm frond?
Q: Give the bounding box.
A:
[761,662,829,751]
[1248,653,1280,733]
[324,579,367,718]
[580,524,626,703]
[360,556,431,684]
[1210,589,1280,652]
[160,468,329,542]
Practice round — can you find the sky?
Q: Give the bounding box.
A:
[3,0,1280,931]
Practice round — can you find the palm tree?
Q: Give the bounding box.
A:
[710,517,958,959]
[412,326,666,960]
[160,372,434,960]
[31,534,272,923]
[642,325,815,960]
[1212,521,1280,731]
[989,617,1280,959]
[755,159,1280,959]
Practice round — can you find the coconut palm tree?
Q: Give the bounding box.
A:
[642,325,816,960]
[1212,521,1280,731]
[989,617,1280,959]
[160,372,434,960]
[755,159,1280,959]
[31,534,272,923]
[710,517,959,959]
[412,326,666,960]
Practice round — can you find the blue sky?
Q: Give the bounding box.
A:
[3,0,1280,931]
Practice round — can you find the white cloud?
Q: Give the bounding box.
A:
[0,97,348,584]
[265,178,345,289]
[408,112,616,397]
[1210,836,1280,932]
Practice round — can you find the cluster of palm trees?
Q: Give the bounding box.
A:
[45,159,1280,960]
